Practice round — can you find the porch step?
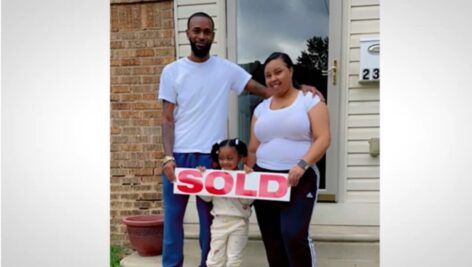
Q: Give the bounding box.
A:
[184,223,379,242]
[120,239,379,267]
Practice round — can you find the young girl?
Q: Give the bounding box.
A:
[198,138,253,267]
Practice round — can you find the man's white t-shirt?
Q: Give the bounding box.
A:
[254,91,321,170]
[158,56,251,153]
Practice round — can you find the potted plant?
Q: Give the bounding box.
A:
[122,214,164,256]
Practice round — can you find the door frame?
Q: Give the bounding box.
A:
[226,0,344,202]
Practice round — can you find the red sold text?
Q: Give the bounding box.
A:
[174,168,291,201]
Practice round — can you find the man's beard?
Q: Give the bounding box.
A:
[190,40,212,58]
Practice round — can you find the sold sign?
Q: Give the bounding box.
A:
[174,168,290,202]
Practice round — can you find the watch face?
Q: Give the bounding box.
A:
[297,160,308,170]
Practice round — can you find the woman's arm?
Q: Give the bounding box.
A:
[304,101,331,165]
[287,102,331,187]
[247,115,261,169]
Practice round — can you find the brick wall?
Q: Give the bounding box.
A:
[110,0,174,247]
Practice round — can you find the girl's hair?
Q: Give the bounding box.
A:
[210,138,248,169]
[263,52,301,89]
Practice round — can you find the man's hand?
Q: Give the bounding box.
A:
[163,160,176,182]
[300,84,326,102]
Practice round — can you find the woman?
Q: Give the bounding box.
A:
[247,52,331,267]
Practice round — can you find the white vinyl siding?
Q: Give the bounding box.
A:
[174,0,226,58]
[346,0,380,202]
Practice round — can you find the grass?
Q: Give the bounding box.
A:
[110,245,124,267]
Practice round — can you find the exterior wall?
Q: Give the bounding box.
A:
[345,0,380,203]
[110,0,174,246]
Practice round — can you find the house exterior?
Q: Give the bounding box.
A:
[110,0,380,249]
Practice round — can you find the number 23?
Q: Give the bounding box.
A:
[362,68,379,80]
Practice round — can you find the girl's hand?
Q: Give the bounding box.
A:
[287,165,305,187]
[243,164,253,174]
[196,166,207,173]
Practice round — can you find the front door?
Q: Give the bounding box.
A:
[227,0,342,201]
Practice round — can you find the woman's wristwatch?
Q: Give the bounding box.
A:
[297,159,310,171]
[162,155,175,167]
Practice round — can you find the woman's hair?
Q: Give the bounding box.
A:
[263,52,294,69]
[263,52,300,89]
[210,138,248,169]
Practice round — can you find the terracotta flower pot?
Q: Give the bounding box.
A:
[122,214,164,256]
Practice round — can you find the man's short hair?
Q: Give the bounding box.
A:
[187,12,215,30]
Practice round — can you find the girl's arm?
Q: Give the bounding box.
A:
[287,102,331,187]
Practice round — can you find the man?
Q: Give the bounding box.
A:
[158,12,322,267]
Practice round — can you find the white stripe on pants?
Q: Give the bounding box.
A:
[206,216,249,267]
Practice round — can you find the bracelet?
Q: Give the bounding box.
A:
[162,155,175,166]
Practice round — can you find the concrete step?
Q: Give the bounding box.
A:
[184,223,379,242]
[121,239,379,267]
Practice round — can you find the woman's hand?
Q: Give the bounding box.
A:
[243,164,253,174]
[287,165,305,187]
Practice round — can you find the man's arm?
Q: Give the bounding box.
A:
[244,79,273,99]
[162,100,177,182]
[244,79,325,101]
